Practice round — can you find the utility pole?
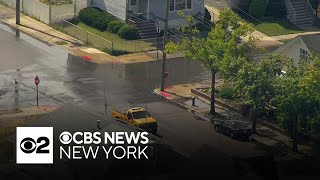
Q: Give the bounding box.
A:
[74,0,77,18]
[16,0,20,25]
[160,0,169,91]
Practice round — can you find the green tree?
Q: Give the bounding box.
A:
[166,9,255,115]
[272,55,320,152]
[249,0,267,18]
[235,55,285,133]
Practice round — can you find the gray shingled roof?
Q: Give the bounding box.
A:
[299,34,320,54]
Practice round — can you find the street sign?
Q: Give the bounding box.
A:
[35,76,40,86]
[34,76,40,108]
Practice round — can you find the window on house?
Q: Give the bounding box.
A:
[169,0,193,11]
[131,0,137,5]
[186,0,192,9]
[169,0,175,11]
[300,48,308,61]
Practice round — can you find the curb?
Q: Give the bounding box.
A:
[191,88,241,114]
[153,89,294,150]
[191,88,290,136]
[0,20,54,47]
[153,89,214,123]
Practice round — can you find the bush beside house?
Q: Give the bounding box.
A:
[78,8,139,40]
[266,0,287,19]
[249,0,267,18]
[107,21,124,33]
[117,25,140,40]
[79,8,116,31]
[230,0,251,12]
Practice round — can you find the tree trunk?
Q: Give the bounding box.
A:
[292,116,298,152]
[210,68,216,115]
[250,108,257,134]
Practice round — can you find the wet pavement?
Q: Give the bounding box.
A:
[0,22,263,157]
[0,22,211,115]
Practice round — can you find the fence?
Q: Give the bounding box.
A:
[1,0,203,56]
[50,13,114,49]
[0,0,51,24]
[50,0,91,19]
[50,13,160,54]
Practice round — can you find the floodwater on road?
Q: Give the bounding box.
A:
[0,22,211,112]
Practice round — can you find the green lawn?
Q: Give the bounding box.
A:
[234,10,304,36]
[54,21,156,54]
[254,21,304,36]
[40,0,72,5]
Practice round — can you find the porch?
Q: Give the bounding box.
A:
[127,0,153,21]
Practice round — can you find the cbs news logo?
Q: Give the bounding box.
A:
[16,127,53,164]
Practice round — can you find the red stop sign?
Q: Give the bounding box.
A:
[35,76,40,86]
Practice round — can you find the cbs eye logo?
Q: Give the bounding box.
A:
[16,127,53,164]
[59,131,72,144]
[20,137,50,154]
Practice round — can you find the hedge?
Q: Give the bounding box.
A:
[78,8,100,26]
[79,8,116,31]
[266,0,287,19]
[249,0,267,18]
[102,48,130,56]
[107,20,124,34]
[117,25,140,40]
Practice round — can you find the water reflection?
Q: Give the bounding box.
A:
[66,54,211,90]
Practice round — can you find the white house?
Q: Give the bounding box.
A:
[273,34,320,64]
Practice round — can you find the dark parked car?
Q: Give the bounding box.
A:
[213,120,251,139]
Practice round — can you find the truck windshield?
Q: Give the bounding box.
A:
[132,111,151,119]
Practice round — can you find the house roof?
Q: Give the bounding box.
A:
[273,33,320,55]
[298,34,320,54]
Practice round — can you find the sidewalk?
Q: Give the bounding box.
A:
[154,83,242,120]
[0,106,59,139]
[0,4,183,64]
[154,83,313,158]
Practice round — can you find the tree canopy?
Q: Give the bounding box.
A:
[272,55,320,134]
[166,9,255,115]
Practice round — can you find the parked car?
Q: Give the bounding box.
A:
[213,120,251,139]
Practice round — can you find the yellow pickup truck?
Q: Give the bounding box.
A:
[112,107,158,134]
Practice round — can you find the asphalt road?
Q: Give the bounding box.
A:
[0,23,263,159]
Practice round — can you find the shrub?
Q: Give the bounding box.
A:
[79,8,116,31]
[69,18,80,25]
[102,48,130,56]
[314,19,320,28]
[107,20,124,33]
[218,84,236,99]
[266,0,287,19]
[196,22,212,32]
[249,0,267,18]
[117,25,140,40]
[78,8,101,26]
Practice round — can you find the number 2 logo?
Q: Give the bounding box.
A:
[20,137,50,154]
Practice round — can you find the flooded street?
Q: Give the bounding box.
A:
[0,22,261,160]
[0,22,211,115]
